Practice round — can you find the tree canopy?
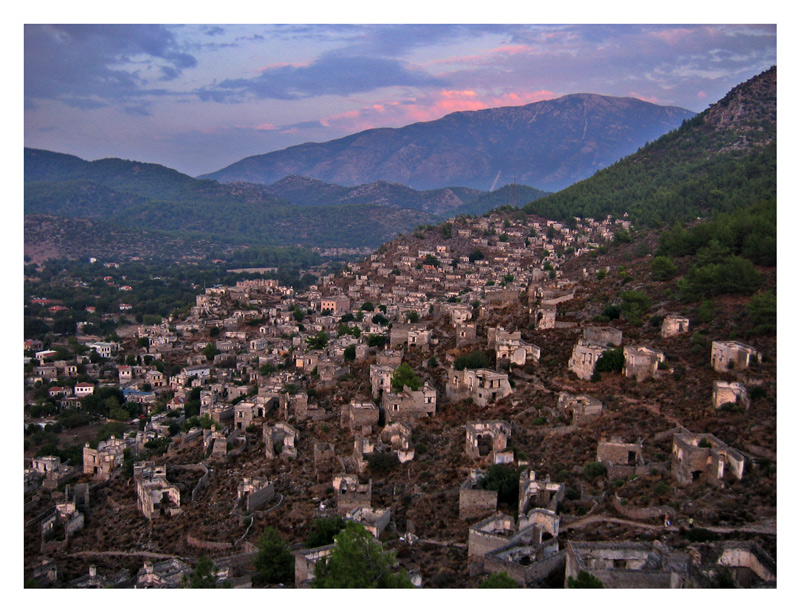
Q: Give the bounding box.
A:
[312,522,413,588]
[253,527,294,586]
[391,362,422,391]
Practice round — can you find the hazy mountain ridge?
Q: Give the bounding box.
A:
[24,149,547,252]
[200,93,695,191]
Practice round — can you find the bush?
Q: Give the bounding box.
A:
[595,347,624,373]
[583,461,607,480]
[453,350,489,371]
[653,481,671,496]
[480,572,519,588]
[366,452,400,474]
[567,570,605,588]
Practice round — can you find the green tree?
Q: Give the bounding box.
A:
[479,464,519,506]
[650,256,678,281]
[747,290,776,335]
[253,527,294,585]
[343,345,356,362]
[203,343,219,361]
[305,516,347,548]
[391,362,422,391]
[307,330,329,350]
[312,523,413,588]
[182,555,219,588]
[619,290,651,322]
[567,570,604,588]
[595,347,624,373]
[480,571,519,588]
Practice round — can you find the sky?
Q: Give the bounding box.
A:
[23,18,778,177]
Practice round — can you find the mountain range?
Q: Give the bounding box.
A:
[200,93,695,192]
[25,68,777,259]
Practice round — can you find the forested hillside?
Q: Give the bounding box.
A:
[523,67,776,227]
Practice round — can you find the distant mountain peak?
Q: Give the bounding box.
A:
[199,93,695,192]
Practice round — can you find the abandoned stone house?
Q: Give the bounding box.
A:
[567,339,607,381]
[315,360,350,386]
[565,541,689,588]
[346,506,392,538]
[449,305,473,326]
[661,315,690,338]
[446,367,513,407]
[136,558,192,588]
[583,325,623,347]
[517,470,565,517]
[468,511,563,587]
[459,469,498,521]
[711,341,762,373]
[467,512,517,559]
[496,336,541,366]
[531,303,557,330]
[465,421,513,464]
[381,382,437,423]
[556,392,603,425]
[332,474,372,514]
[340,400,380,435]
[671,427,745,487]
[293,544,335,588]
[597,438,644,478]
[389,323,431,350]
[83,435,128,481]
[691,541,776,587]
[202,427,228,458]
[712,380,750,410]
[133,462,181,520]
[237,478,275,512]
[378,422,415,463]
[41,499,84,548]
[622,345,666,381]
[369,364,395,398]
[375,349,404,366]
[319,295,350,315]
[264,422,299,460]
[455,322,477,346]
[279,391,315,421]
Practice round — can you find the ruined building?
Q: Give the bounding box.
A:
[134,462,181,520]
[446,368,512,407]
[710,341,762,373]
[671,427,745,487]
[465,421,513,464]
[623,345,666,381]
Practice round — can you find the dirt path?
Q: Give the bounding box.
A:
[563,513,776,536]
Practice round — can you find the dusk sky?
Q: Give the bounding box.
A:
[24,21,778,177]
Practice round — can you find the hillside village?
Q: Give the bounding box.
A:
[23,209,777,589]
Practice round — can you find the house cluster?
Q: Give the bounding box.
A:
[24,211,774,588]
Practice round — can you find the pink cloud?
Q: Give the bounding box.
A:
[257,60,311,72]
[697,91,708,99]
[309,89,559,136]
[252,122,278,131]
[423,43,536,68]
[626,92,660,104]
